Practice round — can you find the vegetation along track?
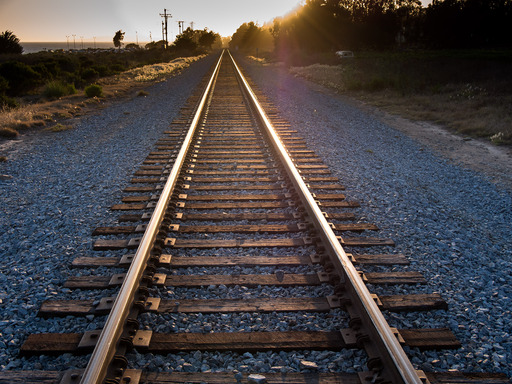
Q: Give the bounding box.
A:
[2,50,509,384]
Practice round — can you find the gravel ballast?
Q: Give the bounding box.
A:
[0,55,217,370]
[0,53,511,378]
[241,58,512,377]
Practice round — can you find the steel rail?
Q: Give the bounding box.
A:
[228,50,423,384]
[79,51,224,384]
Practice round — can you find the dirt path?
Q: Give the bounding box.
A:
[339,95,512,191]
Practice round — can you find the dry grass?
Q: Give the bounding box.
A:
[0,127,18,138]
[44,123,73,132]
[290,64,347,92]
[290,52,512,145]
[0,104,52,136]
[123,56,205,82]
[348,87,512,144]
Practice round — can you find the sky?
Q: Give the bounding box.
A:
[1,0,433,44]
[0,0,304,43]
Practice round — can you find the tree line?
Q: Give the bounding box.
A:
[231,0,512,57]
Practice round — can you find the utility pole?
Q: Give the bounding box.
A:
[161,21,165,47]
[160,8,172,49]
[190,21,194,30]
[66,35,70,50]
[72,34,76,49]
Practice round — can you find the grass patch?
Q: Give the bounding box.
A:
[0,156,6,162]
[290,50,512,145]
[137,90,149,97]
[45,123,73,132]
[43,81,77,99]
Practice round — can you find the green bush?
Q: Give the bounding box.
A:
[110,63,126,73]
[0,61,41,95]
[92,65,110,77]
[0,75,8,93]
[67,83,77,95]
[56,55,79,73]
[0,94,18,109]
[43,80,76,99]
[31,62,53,81]
[84,84,103,98]
[81,68,99,82]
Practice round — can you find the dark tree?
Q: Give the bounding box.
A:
[425,0,512,48]
[113,30,125,50]
[229,22,273,53]
[145,40,166,50]
[173,28,198,52]
[198,29,218,50]
[0,31,23,54]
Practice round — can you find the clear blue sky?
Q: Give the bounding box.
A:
[0,0,304,43]
[0,0,433,44]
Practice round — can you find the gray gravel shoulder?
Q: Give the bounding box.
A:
[241,58,512,377]
[0,55,217,369]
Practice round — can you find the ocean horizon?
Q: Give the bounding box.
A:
[21,41,145,54]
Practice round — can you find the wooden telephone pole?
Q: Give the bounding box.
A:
[160,8,172,48]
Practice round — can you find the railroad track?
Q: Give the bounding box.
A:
[2,51,508,383]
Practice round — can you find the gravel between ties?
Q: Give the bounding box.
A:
[241,58,512,377]
[0,55,218,370]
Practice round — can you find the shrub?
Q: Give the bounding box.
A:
[84,84,103,98]
[0,61,41,95]
[43,81,76,99]
[0,94,18,109]
[81,67,99,82]
[31,63,53,81]
[110,63,126,73]
[41,60,60,78]
[0,75,17,109]
[0,75,7,93]
[57,56,79,73]
[67,83,77,95]
[92,65,110,77]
